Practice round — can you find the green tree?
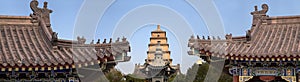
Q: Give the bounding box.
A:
[218,71,233,82]
[168,73,186,82]
[124,74,146,82]
[193,63,209,82]
[185,63,232,82]
[105,69,126,82]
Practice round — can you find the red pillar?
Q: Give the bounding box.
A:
[233,76,239,82]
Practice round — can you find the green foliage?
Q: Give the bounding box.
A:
[169,63,232,82]
[168,73,185,82]
[218,72,233,82]
[124,74,146,82]
[193,63,209,82]
[105,69,126,82]
[103,63,232,82]
[192,63,232,82]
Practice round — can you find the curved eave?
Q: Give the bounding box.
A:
[190,48,300,62]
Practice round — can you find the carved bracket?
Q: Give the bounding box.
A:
[281,76,296,82]
[239,76,253,82]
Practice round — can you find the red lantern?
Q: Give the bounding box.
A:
[259,76,275,82]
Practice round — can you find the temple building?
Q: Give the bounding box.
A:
[133,25,180,82]
[0,0,131,81]
[188,4,300,82]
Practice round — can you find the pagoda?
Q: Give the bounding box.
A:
[0,0,131,81]
[133,25,180,82]
[188,4,300,82]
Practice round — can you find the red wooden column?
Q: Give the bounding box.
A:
[233,76,239,82]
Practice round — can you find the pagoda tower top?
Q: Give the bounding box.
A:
[156,25,161,31]
[146,25,172,65]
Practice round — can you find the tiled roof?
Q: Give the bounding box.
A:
[133,63,179,78]
[0,17,130,68]
[0,0,131,68]
[188,4,300,60]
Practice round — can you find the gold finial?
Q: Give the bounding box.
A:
[157,25,161,30]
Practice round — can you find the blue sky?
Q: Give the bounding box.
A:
[1,0,300,74]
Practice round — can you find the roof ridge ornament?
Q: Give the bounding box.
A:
[246,30,251,41]
[102,39,106,43]
[96,39,100,44]
[197,35,200,39]
[122,36,127,42]
[30,0,53,26]
[188,35,196,43]
[30,0,54,41]
[225,34,232,40]
[217,36,221,40]
[251,4,269,26]
[51,32,58,46]
[116,37,120,42]
[77,36,86,44]
[90,40,94,44]
[251,4,268,15]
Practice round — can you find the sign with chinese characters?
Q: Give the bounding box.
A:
[254,69,277,76]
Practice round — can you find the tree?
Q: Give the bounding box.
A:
[104,63,232,82]
[168,73,186,82]
[218,71,233,82]
[185,63,232,82]
[193,63,209,82]
[124,74,146,82]
[105,69,126,82]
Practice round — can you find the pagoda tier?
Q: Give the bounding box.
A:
[188,4,300,82]
[146,25,172,65]
[133,25,180,82]
[133,63,180,82]
[0,0,131,81]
